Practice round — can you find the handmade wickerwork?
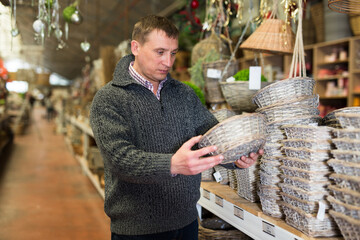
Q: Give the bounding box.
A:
[259,170,282,186]
[256,94,319,111]
[331,149,360,163]
[280,157,330,172]
[280,165,329,182]
[252,77,315,108]
[282,174,330,192]
[333,138,360,152]
[323,107,360,123]
[280,183,328,202]
[328,159,360,177]
[281,192,329,214]
[329,210,360,240]
[219,81,271,113]
[335,113,360,129]
[330,173,360,192]
[228,169,237,191]
[283,124,332,140]
[281,202,340,237]
[199,114,265,164]
[282,147,330,162]
[201,168,215,182]
[282,139,332,150]
[258,185,282,198]
[260,159,282,175]
[258,193,284,218]
[328,196,360,220]
[258,105,320,123]
[266,133,286,144]
[332,128,360,139]
[235,164,259,202]
[328,184,360,207]
[202,60,239,103]
[214,165,229,185]
[263,143,284,157]
[266,115,321,127]
[211,109,236,122]
[198,224,253,240]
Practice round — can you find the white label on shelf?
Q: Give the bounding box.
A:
[215,195,223,207]
[213,171,223,182]
[203,189,210,200]
[262,221,276,237]
[249,66,261,90]
[207,68,222,79]
[233,206,244,220]
[317,200,326,220]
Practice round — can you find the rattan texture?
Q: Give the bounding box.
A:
[198,224,252,240]
[199,114,266,164]
[281,192,329,214]
[258,193,284,218]
[282,139,332,150]
[328,195,360,220]
[211,109,236,122]
[214,165,229,185]
[266,132,286,144]
[280,183,328,202]
[282,147,330,162]
[263,143,284,157]
[235,164,259,202]
[328,184,360,207]
[258,185,282,198]
[283,124,332,140]
[281,202,340,237]
[328,159,360,177]
[252,77,315,109]
[335,113,360,129]
[332,128,360,139]
[331,149,360,163]
[323,107,360,123]
[330,173,360,192]
[328,0,360,15]
[266,115,321,127]
[280,157,330,172]
[333,138,360,152]
[219,81,271,113]
[256,94,319,111]
[282,174,330,192]
[202,168,215,182]
[228,169,237,191]
[329,210,360,240]
[260,159,282,175]
[280,165,329,182]
[259,170,282,186]
[258,105,320,123]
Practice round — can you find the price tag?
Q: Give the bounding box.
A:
[215,195,223,207]
[317,201,326,220]
[203,189,210,200]
[234,206,244,220]
[213,171,223,183]
[262,221,276,237]
[249,66,261,90]
[207,69,222,79]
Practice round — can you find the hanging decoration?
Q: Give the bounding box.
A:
[62,0,82,40]
[328,0,360,14]
[10,0,19,37]
[52,0,66,50]
[80,0,90,52]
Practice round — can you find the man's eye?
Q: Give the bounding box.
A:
[171,52,177,56]
[157,51,164,55]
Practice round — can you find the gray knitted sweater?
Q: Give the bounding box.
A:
[90,54,218,235]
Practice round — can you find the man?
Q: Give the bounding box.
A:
[90,15,262,240]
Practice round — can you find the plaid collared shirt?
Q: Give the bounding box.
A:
[129,61,167,100]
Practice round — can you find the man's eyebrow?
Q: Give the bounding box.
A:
[154,48,179,52]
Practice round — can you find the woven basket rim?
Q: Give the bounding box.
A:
[329,210,360,225]
[267,115,321,126]
[282,138,331,144]
[333,128,360,133]
[328,195,360,211]
[331,149,360,155]
[330,172,360,182]
[333,138,360,144]
[256,94,319,111]
[282,146,330,153]
[328,158,360,168]
[335,112,360,118]
[328,184,360,197]
[258,104,319,114]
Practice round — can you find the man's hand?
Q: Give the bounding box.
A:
[171,136,223,175]
[234,149,264,168]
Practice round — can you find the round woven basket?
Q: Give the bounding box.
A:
[220,81,272,113]
[329,210,360,240]
[199,113,266,164]
[258,105,320,123]
[211,109,236,122]
[256,94,319,111]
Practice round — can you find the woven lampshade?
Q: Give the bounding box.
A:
[240,19,295,55]
[328,0,360,14]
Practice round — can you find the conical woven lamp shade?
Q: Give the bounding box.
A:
[240,19,295,55]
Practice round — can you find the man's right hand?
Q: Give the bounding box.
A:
[170,135,223,175]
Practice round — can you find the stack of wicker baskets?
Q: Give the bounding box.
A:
[324,107,360,240]
[252,77,320,218]
[279,124,339,237]
[199,113,265,202]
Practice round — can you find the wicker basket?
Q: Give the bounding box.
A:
[259,170,282,186]
[263,143,284,157]
[331,149,360,163]
[235,163,259,202]
[256,94,319,111]
[258,105,320,124]
[211,109,236,122]
[335,113,360,129]
[330,173,360,192]
[260,159,282,175]
[198,224,252,240]
[202,168,215,182]
[252,77,315,108]
[203,60,239,104]
[282,147,331,162]
[214,165,229,185]
[266,115,321,132]
[258,184,282,198]
[333,138,360,152]
[281,192,329,214]
[199,114,265,164]
[283,124,332,140]
[228,169,237,191]
[332,128,360,139]
[328,195,360,220]
[328,159,360,177]
[280,183,328,202]
[328,184,360,207]
[219,81,271,113]
[258,193,284,218]
[281,202,340,237]
[280,157,330,172]
[282,174,330,192]
[329,210,360,240]
[323,107,360,123]
[282,139,332,150]
[280,165,329,182]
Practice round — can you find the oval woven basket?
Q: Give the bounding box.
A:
[258,105,320,123]
[332,128,360,139]
[332,138,360,151]
[219,81,272,113]
[323,107,360,123]
[329,210,360,240]
[211,109,236,122]
[256,94,319,111]
[252,77,315,108]
[335,112,360,129]
[199,114,266,164]
[283,124,333,140]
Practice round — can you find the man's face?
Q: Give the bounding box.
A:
[131,30,178,84]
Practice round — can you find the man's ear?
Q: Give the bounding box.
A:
[131,40,140,56]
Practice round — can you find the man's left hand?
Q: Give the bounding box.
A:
[234,149,264,168]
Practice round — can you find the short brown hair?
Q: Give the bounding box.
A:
[132,15,179,44]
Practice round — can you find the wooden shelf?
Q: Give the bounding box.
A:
[316,60,349,66]
[316,75,348,81]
